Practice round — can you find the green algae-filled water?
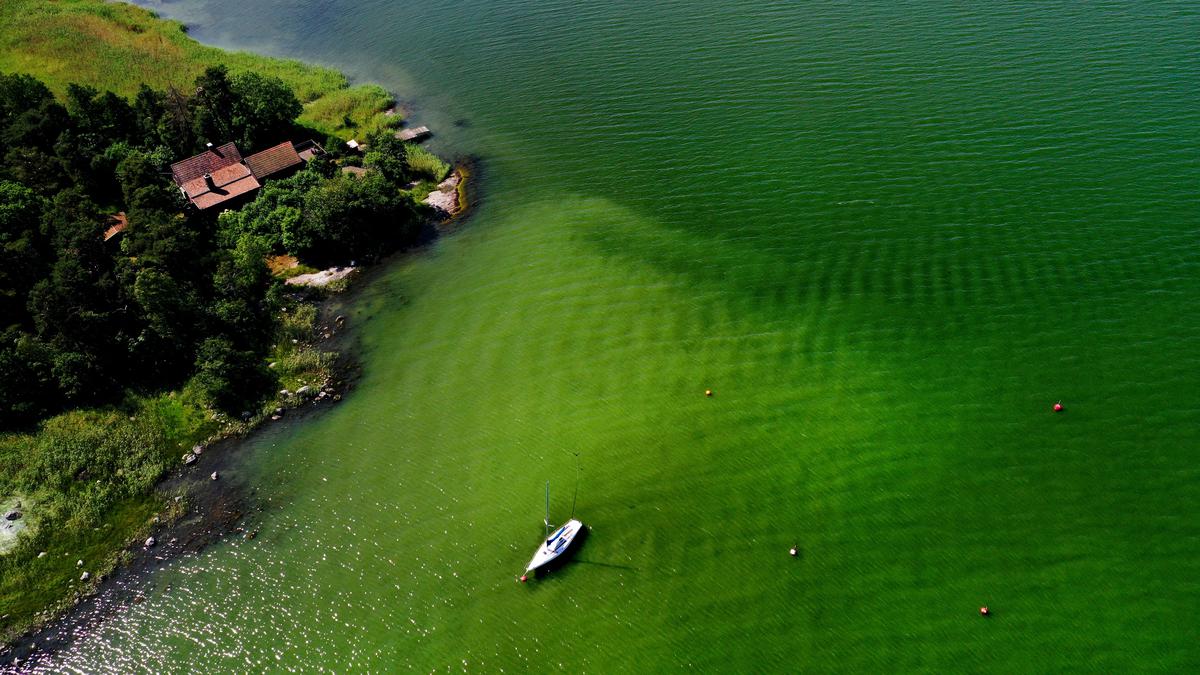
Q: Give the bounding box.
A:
[47,1,1200,671]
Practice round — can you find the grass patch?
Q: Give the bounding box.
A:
[0,397,217,642]
[302,85,399,140]
[406,144,451,181]
[270,300,336,393]
[0,0,397,138]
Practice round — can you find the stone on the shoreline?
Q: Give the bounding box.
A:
[76,559,83,567]
[279,389,290,396]
[80,571,89,581]
[296,385,311,395]
[270,415,281,421]
[184,453,197,466]
[192,445,204,455]
[335,315,346,326]
[285,266,357,288]
[268,362,277,368]
[211,472,219,481]
[37,551,46,558]
[3,510,19,521]
[144,537,156,548]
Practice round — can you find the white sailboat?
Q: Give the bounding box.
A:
[521,482,583,580]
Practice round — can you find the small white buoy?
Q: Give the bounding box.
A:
[789,546,798,557]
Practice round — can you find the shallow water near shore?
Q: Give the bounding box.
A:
[27,0,1200,671]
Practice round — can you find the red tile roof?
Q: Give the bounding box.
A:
[244,141,303,180]
[188,173,262,210]
[170,142,243,186]
[102,212,127,241]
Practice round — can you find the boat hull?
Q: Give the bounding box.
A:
[526,519,584,572]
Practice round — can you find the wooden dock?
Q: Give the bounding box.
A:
[396,126,431,142]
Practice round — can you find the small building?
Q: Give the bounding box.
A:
[171,140,325,211]
[294,139,326,162]
[245,141,304,181]
[170,142,260,211]
[102,212,128,242]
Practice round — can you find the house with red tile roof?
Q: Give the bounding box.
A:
[170,140,323,211]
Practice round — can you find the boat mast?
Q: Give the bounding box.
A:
[544,480,551,534]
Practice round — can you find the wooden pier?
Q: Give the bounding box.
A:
[396,126,431,142]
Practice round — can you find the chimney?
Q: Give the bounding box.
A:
[203,173,216,190]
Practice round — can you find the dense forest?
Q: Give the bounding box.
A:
[0,67,431,428]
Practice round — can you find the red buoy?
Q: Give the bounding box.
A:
[1053,402,1064,412]
[980,606,990,616]
[520,575,528,583]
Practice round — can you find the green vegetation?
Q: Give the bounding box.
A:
[404,144,452,181]
[0,62,446,642]
[0,396,212,641]
[301,84,399,139]
[0,0,397,139]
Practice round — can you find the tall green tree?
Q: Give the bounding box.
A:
[230,72,302,151]
[190,66,237,144]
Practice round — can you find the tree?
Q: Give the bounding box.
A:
[299,172,420,264]
[230,72,301,152]
[190,66,236,144]
[208,234,274,350]
[0,328,59,427]
[191,336,272,413]
[363,131,409,184]
[0,180,47,326]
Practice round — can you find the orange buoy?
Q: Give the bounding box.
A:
[980,606,990,616]
[1053,401,1064,412]
[520,575,528,583]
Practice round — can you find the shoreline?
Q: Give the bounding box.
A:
[0,1,472,663]
[0,223,476,668]
[0,160,477,664]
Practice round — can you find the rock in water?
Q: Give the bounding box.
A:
[3,510,20,521]
[211,472,219,481]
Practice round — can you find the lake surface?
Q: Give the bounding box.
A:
[40,0,1200,671]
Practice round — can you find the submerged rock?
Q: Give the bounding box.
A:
[3,510,20,521]
[210,472,219,481]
